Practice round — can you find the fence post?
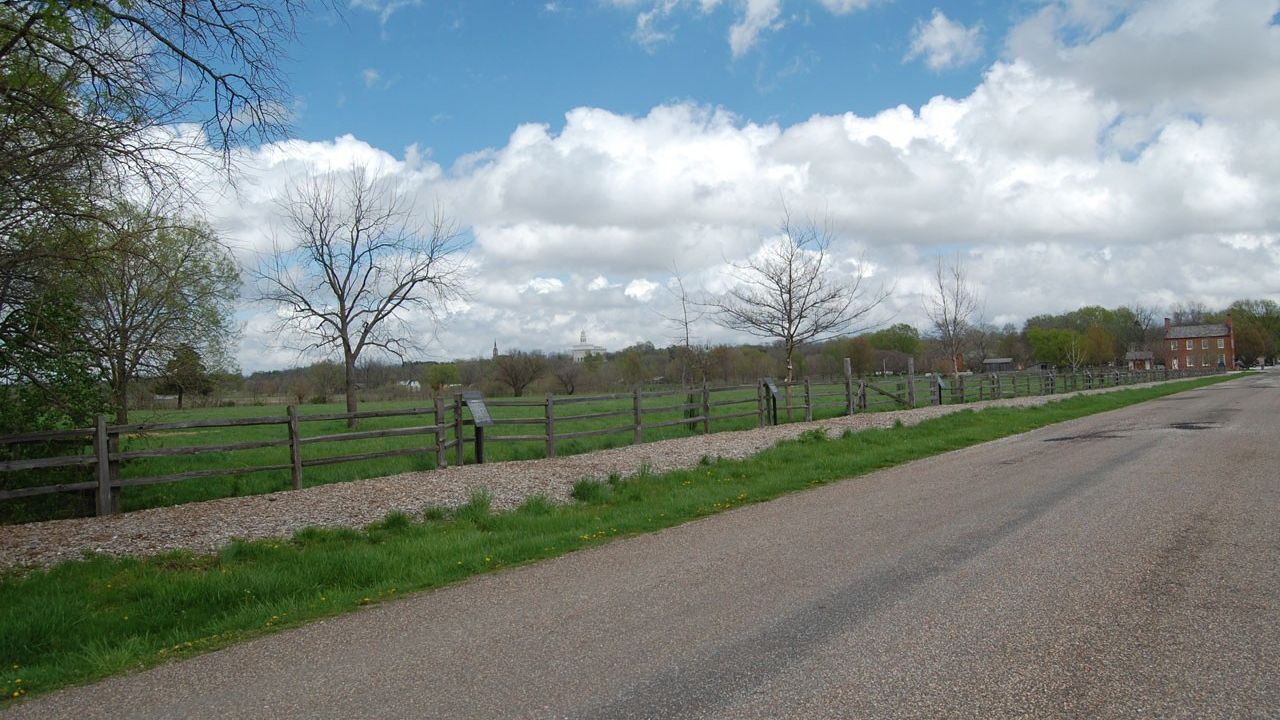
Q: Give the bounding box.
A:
[545,393,556,458]
[843,358,854,415]
[287,405,303,490]
[907,357,917,407]
[701,382,711,433]
[107,425,121,513]
[633,387,643,444]
[859,380,867,410]
[93,414,114,517]
[783,384,793,421]
[433,396,447,469]
[803,378,813,422]
[757,381,766,428]
[454,393,465,466]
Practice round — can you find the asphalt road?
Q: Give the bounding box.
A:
[8,373,1278,719]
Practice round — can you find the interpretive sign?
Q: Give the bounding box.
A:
[763,377,781,398]
[461,391,494,427]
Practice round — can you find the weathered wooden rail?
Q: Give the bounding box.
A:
[0,367,1223,516]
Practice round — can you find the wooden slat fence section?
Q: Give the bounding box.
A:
[0,367,1223,514]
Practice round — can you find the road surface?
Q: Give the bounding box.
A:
[7,373,1278,719]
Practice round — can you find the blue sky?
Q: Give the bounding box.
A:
[288,1,1007,167]
[197,1,1280,372]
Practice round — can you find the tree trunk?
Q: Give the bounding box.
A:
[344,353,359,429]
[114,384,129,425]
[113,355,129,424]
[177,387,184,410]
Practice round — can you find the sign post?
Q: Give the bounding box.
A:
[763,377,781,426]
[461,391,495,464]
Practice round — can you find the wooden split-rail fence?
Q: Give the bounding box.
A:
[0,367,1222,516]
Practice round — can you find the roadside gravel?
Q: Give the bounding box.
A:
[0,382,1172,569]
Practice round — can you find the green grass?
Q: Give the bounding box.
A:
[0,373,1237,703]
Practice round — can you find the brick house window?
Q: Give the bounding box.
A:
[1219,354,1226,366]
[1186,356,1195,367]
[1217,338,1225,349]
[1201,339,1209,349]
[1186,340,1193,350]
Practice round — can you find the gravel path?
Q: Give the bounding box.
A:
[0,382,1173,569]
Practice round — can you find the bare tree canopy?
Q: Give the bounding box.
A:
[255,164,468,425]
[0,0,307,156]
[493,351,548,397]
[551,357,582,395]
[708,210,889,381]
[1,0,317,240]
[923,253,982,377]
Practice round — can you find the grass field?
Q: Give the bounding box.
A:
[0,373,1237,704]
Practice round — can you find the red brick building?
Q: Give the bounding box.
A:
[1162,316,1234,370]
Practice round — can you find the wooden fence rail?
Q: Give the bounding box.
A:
[0,367,1224,516]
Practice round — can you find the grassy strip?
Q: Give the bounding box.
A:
[0,374,1238,703]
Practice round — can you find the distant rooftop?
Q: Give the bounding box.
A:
[1165,323,1230,339]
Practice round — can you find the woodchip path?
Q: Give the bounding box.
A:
[0,382,1171,569]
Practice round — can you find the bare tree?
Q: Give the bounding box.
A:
[1065,332,1086,372]
[923,253,983,378]
[493,351,548,397]
[255,165,467,426]
[658,265,705,385]
[1129,303,1160,350]
[551,357,582,395]
[708,211,889,382]
[1170,302,1209,325]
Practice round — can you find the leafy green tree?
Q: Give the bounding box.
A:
[81,206,239,422]
[0,290,108,434]
[155,345,213,410]
[1028,328,1082,368]
[862,323,922,356]
[1082,325,1116,366]
[1232,315,1273,366]
[1228,299,1280,364]
[618,351,648,387]
[424,363,460,395]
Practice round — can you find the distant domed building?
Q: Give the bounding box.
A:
[570,330,606,362]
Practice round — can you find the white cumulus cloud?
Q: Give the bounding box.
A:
[624,279,661,302]
[906,9,985,70]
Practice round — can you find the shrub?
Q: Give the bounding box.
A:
[570,478,611,504]
[452,490,494,529]
[798,427,828,443]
